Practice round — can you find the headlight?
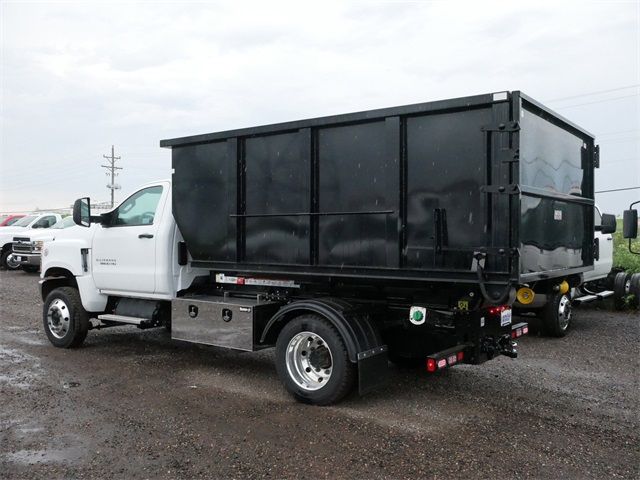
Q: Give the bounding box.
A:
[33,240,44,252]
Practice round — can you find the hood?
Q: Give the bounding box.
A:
[14,229,56,242]
[0,225,28,235]
[48,225,97,242]
[0,226,30,244]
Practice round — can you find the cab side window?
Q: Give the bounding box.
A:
[33,216,56,228]
[112,186,163,226]
[594,208,602,228]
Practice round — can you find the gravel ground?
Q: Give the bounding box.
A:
[0,269,638,479]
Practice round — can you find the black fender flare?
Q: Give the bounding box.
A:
[260,297,383,363]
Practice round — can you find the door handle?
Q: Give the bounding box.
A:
[606,237,613,241]
[138,233,154,239]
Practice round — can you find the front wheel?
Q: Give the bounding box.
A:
[540,292,572,337]
[275,314,356,405]
[43,287,89,348]
[1,250,21,270]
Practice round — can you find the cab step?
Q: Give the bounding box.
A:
[97,314,161,329]
[572,290,614,305]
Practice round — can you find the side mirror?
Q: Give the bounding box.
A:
[623,209,638,239]
[73,197,91,227]
[597,213,617,234]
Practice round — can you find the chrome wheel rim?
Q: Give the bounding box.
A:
[6,254,20,269]
[558,295,572,331]
[47,298,71,339]
[285,332,333,391]
[624,279,631,295]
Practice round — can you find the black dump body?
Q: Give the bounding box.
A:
[161,91,596,291]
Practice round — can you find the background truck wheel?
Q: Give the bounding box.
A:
[629,273,640,309]
[43,287,89,348]
[541,292,572,337]
[275,314,356,406]
[613,272,632,310]
[23,266,39,273]
[1,250,21,270]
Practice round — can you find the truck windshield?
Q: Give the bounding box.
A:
[51,216,76,229]
[13,215,36,227]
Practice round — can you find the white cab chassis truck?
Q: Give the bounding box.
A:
[41,92,607,404]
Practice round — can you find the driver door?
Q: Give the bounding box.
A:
[92,185,166,294]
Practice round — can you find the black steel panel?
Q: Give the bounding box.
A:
[172,142,236,261]
[406,108,491,270]
[520,195,588,273]
[520,108,586,196]
[317,121,398,267]
[244,132,310,264]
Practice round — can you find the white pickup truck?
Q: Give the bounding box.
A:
[12,216,79,272]
[0,213,63,270]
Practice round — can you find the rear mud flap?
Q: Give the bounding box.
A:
[357,346,389,395]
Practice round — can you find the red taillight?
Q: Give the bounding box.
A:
[488,305,509,315]
[511,326,528,339]
[426,358,437,373]
[456,351,464,362]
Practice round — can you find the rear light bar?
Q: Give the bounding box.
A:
[426,345,467,373]
[510,321,529,339]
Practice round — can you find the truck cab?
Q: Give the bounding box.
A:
[584,206,614,284]
[40,181,203,314]
[0,212,63,269]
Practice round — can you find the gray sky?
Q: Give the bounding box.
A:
[1,0,638,215]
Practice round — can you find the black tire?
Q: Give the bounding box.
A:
[0,249,20,270]
[23,266,40,273]
[275,314,356,406]
[541,292,572,337]
[629,273,640,309]
[613,272,632,310]
[43,287,89,348]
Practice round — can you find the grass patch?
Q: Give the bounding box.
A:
[613,219,640,273]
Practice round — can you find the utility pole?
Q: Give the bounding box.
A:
[101,145,123,208]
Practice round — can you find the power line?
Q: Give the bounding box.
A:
[597,129,640,137]
[545,84,640,103]
[595,186,640,194]
[101,145,123,208]
[552,93,639,110]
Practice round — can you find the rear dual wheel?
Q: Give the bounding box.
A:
[613,272,632,310]
[275,314,356,405]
